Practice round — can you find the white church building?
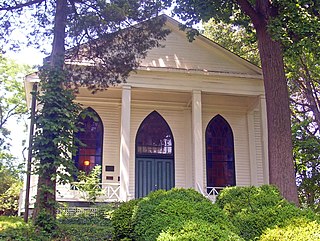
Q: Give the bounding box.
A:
[20,15,268,213]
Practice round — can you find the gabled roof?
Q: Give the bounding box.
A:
[139,15,262,78]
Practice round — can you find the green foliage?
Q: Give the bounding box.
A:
[292,118,320,212]
[0,161,22,216]
[270,1,320,61]
[259,218,320,241]
[203,19,260,66]
[0,216,25,231]
[0,216,51,241]
[111,199,140,241]
[0,55,30,170]
[58,203,116,226]
[132,188,241,241]
[216,185,318,241]
[33,209,58,234]
[33,66,82,184]
[0,179,22,216]
[0,214,114,241]
[0,55,30,148]
[216,185,284,217]
[157,219,244,241]
[57,223,113,241]
[56,205,115,240]
[31,65,83,227]
[75,165,103,203]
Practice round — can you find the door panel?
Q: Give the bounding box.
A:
[135,158,174,198]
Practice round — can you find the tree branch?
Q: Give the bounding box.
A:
[235,0,261,27]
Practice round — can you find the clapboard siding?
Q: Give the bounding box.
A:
[78,102,121,183]
[141,27,259,75]
[202,97,251,187]
[129,103,190,197]
[254,110,264,185]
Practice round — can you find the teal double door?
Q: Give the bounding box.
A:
[135,157,174,198]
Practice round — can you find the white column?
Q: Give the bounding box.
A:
[192,90,204,192]
[247,111,258,186]
[260,95,269,184]
[120,85,131,201]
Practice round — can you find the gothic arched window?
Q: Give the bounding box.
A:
[206,115,235,191]
[136,111,174,157]
[74,108,103,176]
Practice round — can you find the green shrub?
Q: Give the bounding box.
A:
[58,203,117,226]
[132,188,241,241]
[0,215,114,241]
[216,185,318,241]
[111,199,140,241]
[57,223,113,241]
[0,180,22,216]
[157,219,244,241]
[216,185,284,218]
[0,216,50,241]
[259,218,320,241]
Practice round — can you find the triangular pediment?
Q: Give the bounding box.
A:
[140,16,261,76]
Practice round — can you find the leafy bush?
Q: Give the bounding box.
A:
[216,185,284,218]
[58,203,116,226]
[0,215,114,241]
[74,165,103,203]
[111,199,140,241]
[0,216,24,231]
[259,218,320,241]
[0,163,23,216]
[157,219,244,241]
[216,185,318,240]
[0,216,51,241]
[132,188,242,241]
[57,223,113,241]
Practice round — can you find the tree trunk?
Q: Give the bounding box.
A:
[256,23,299,205]
[33,0,67,225]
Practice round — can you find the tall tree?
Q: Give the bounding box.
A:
[202,19,320,210]
[0,0,171,230]
[173,0,319,205]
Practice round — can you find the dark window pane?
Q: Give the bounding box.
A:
[136,111,174,156]
[206,115,235,188]
[74,108,103,176]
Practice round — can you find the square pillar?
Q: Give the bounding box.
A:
[120,85,131,201]
[247,111,258,185]
[260,95,269,184]
[192,90,204,192]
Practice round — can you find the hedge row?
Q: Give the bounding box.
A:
[111,186,320,241]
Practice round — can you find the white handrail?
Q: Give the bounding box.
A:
[56,182,121,202]
[197,184,224,203]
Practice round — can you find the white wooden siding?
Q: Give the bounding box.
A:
[77,101,121,184]
[140,24,260,75]
[202,95,252,187]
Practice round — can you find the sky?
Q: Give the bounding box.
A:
[4,47,44,164]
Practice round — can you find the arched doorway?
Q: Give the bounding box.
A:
[205,115,235,193]
[135,111,174,198]
[74,107,103,181]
